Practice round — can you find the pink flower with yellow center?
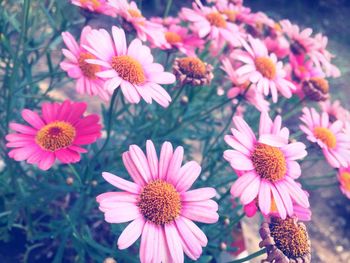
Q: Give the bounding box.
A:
[233,37,296,102]
[319,99,350,123]
[159,24,205,56]
[60,26,109,101]
[6,100,101,170]
[221,57,269,112]
[300,107,350,168]
[97,140,218,262]
[108,0,166,46]
[83,26,175,107]
[338,167,350,199]
[71,0,116,16]
[180,2,243,47]
[224,112,309,219]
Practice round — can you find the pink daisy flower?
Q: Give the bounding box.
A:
[6,100,101,170]
[109,0,166,46]
[180,2,243,47]
[83,26,175,107]
[280,19,316,56]
[300,107,350,168]
[97,140,218,262]
[338,167,350,199]
[233,37,296,102]
[158,24,205,56]
[221,57,269,112]
[60,26,109,101]
[319,99,350,123]
[71,0,116,16]
[224,112,309,219]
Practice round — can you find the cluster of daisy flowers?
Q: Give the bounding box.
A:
[4,0,350,262]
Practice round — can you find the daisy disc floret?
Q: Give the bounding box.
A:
[224,112,309,219]
[300,107,350,168]
[83,26,175,107]
[6,100,101,170]
[259,217,311,263]
[96,140,218,262]
[233,37,296,102]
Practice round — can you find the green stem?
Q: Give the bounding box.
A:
[163,0,173,18]
[94,88,119,158]
[68,164,82,185]
[228,248,267,263]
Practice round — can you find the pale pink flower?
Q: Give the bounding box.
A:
[6,100,101,170]
[233,37,296,102]
[221,57,269,112]
[109,0,166,46]
[60,26,109,100]
[150,16,181,26]
[311,33,341,78]
[158,24,205,56]
[71,0,116,16]
[338,167,350,199]
[300,107,350,168]
[224,112,309,219]
[180,2,243,47]
[215,1,251,24]
[83,26,175,107]
[97,140,218,262]
[319,100,350,123]
[289,53,323,81]
[280,19,316,56]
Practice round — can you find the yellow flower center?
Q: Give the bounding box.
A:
[255,57,277,79]
[309,77,329,94]
[251,143,287,182]
[177,57,206,78]
[313,127,336,149]
[269,217,310,259]
[339,172,350,191]
[36,121,76,152]
[138,180,181,225]
[221,10,237,22]
[78,52,100,79]
[128,9,143,18]
[206,12,227,28]
[111,55,145,85]
[165,31,182,45]
[80,0,101,8]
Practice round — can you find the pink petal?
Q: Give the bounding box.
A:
[181,188,216,202]
[158,141,173,180]
[146,140,158,180]
[22,109,45,129]
[270,184,287,219]
[230,172,257,198]
[164,223,184,263]
[258,180,271,215]
[104,205,140,223]
[175,161,201,192]
[166,146,184,184]
[129,145,152,183]
[117,217,145,249]
[102,172,141,194]
[181,217,208,247]
[240,175,261,204]
[181,206,219,224]
[122,152,146,186]
[223,150,254,170]
[175,218,202,260]
[259,134,288,147]
[9,123,37,135]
